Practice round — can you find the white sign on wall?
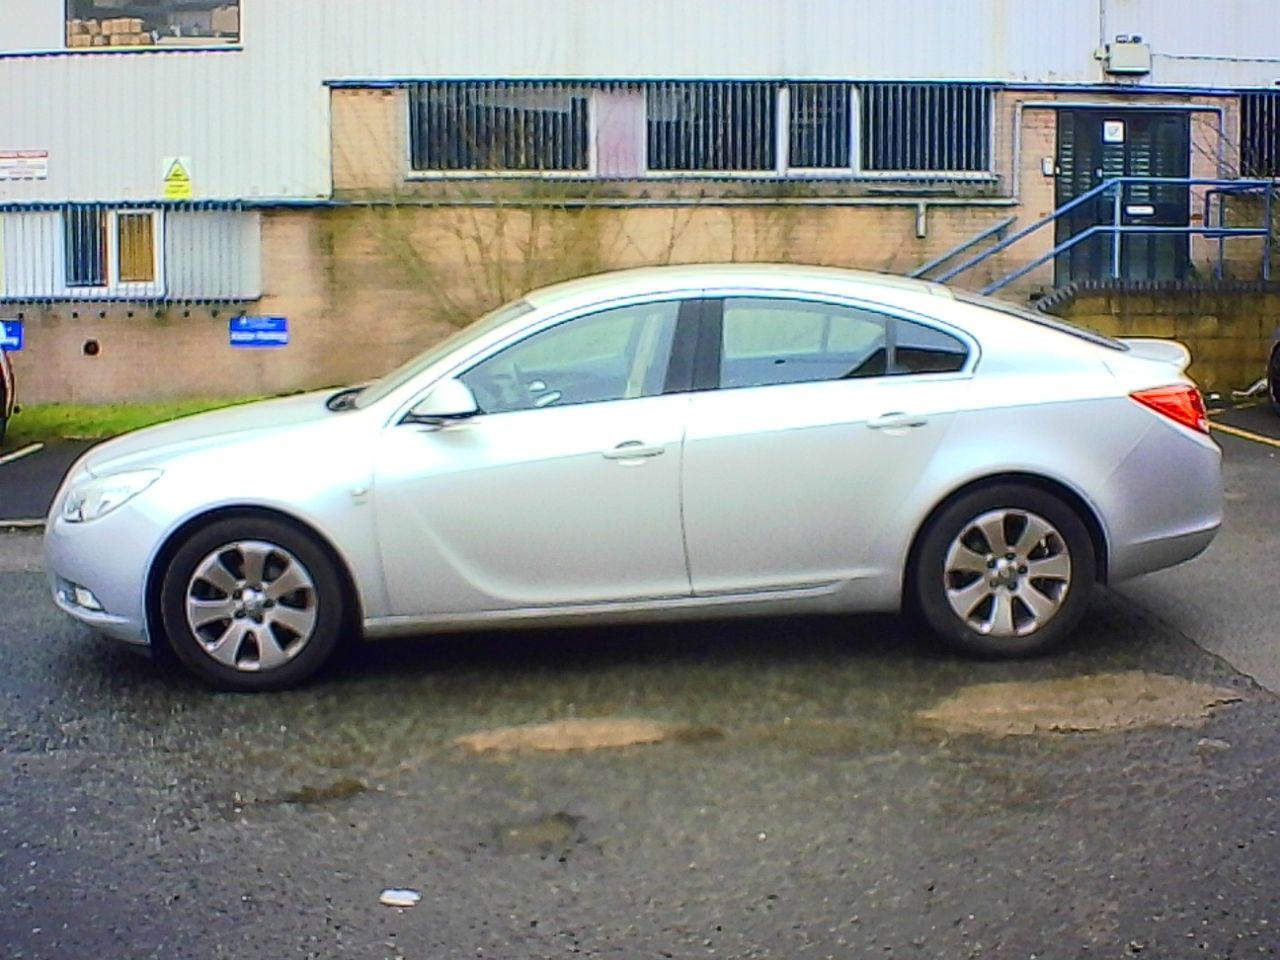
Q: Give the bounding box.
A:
[0,150,49,180]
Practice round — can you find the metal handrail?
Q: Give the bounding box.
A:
[981,223,1271,295]
[934,176,1277,290]
[908,215,1016,279]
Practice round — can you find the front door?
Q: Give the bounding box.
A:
[1055,109,1191,284]
[373,298,692,617]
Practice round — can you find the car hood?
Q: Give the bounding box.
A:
[83,391,337,475]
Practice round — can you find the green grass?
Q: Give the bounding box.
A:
[5,397,266,447]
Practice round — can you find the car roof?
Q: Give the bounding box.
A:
[521,263,953,311]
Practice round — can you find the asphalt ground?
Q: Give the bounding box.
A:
[0,407,1278,957]
[0,440,92,524]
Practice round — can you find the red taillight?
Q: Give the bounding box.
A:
[1130,385,1210,435]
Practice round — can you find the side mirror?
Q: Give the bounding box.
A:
[405,379,479,423]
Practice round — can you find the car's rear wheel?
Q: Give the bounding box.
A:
[159,516,346,691]
[911,484,1096,658]
[1268,346,1280,415]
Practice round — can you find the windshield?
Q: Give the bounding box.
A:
[954,291,1129,352]
[353,299,535,409]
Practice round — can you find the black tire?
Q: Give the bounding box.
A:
[159,516,346,691]
[910,484,1096,658]
[1268,346,1280,416]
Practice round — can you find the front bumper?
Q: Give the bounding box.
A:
[44,507,163,648]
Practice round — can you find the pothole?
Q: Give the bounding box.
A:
[493,812,584,855]
[916,671,1243,737]
[453,718,722,754]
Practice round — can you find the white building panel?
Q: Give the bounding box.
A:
[0,211,60,299]
[165,209,262,300]
[0,0,1279,203]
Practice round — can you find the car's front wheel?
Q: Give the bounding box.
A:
[159,516,346,691]
[910,484,1096,658]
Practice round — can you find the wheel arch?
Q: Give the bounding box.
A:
[144,505,365,656]
[904,472,1110,599]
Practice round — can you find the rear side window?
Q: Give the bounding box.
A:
[718,297,968,389]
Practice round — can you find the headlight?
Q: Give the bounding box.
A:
[61,469,162,523]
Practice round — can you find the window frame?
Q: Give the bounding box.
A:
[699,291,979,391]
[781,84,861,179]
[61,207,164,298]
[64,0,241,51]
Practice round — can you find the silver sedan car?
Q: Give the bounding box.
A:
[45,264,1222,691]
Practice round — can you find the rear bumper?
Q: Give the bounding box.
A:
[1103,420,1223,583]
[1108,522,1219,583]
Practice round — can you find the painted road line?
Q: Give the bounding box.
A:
[1210,421,1280,450]
[0,442,43,467]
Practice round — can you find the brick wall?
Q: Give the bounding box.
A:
[1044,285,1280,392]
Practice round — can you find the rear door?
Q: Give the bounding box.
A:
[680,295,970,596]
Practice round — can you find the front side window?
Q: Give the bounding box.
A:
[410,82,590,172]
[65,1,239,47]
[719,297,967,389]
[460,300,679,414]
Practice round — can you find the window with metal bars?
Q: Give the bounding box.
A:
[1241,92,1280,178]
[859,83,994,173]
[788,83,854,170]
[64,207,107,287]
[645,82,777,172]
[62,207,159,290]
[409,82,591,172]
[405,79,994,178]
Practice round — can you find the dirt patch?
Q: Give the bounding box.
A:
[454,718,715,754]
[916,672,1243,737]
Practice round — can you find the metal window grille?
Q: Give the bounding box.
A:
[63,207,107,287]
[645,81,777,172]
[409,82,591,172]
[859,83,994,173]
[788,83,853,169]
[1241,92,1280,178]
[4,203,259,304]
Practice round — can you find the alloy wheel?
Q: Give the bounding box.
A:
[184,539,319,672]
[942,508,1072,637]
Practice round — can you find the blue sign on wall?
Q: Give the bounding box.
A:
[230,316,288,349]
[0,320,23,352]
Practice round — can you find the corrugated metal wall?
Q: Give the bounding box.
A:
[1,0,1279,203]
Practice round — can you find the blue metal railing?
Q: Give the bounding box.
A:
[908,214,1016,280]
[928,177,1277,295]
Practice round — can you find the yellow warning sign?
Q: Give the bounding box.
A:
[163,158,193,200]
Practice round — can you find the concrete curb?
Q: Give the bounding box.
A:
[1,519,45,532]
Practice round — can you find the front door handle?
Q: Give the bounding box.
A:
[867,412,929,431]
[602,441,666,461]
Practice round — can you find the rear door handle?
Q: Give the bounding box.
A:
[867,412,929,431]
[602,441,666,461]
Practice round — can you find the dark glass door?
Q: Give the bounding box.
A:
[1055,110,1191,285]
